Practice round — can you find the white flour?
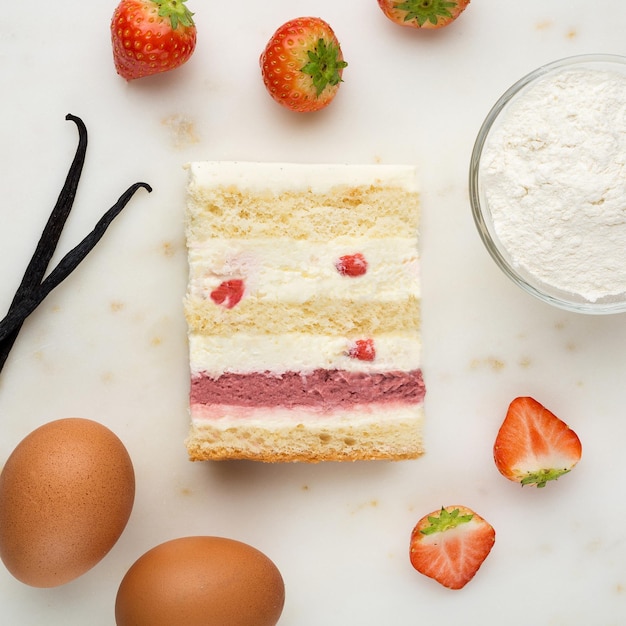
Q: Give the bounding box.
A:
[481,66,626,302]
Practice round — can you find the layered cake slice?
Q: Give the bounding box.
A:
[184,161,425,462]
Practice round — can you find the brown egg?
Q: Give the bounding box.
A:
[0,417,135,587]
[115,536,285,626]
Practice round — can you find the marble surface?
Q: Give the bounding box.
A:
[1,1,626,624]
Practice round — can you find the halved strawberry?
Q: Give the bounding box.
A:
[410,505,495,590]
[493,396,582,488]
[260,17,348,112]
[377,0,471,29]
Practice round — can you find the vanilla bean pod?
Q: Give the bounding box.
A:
[0,114,87,372]
[0,181,152,348]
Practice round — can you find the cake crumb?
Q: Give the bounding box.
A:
[535,20,553,30]
[162,241,177,258]
[350,499,379,514]
[162,114,199,148]
[470,357,506,371]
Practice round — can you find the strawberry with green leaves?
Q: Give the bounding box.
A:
[410,505,495,590]
[111,0,197,80]
[260,17,348,113]
[377,0,471,29]
[494,397,582,488]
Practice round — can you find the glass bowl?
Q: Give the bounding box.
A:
[469,54,626,314]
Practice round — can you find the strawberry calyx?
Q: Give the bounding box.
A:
[300,38,348,97]
[393,0,459,27]
[152,0,194,29]
[519,467,571,488]
[420,507,474,536]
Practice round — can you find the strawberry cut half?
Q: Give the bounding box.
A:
[493,396,582,488]
[410,505,495,590]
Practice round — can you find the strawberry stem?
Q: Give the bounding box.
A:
[420,507,474,535]
[300,38,348,97]
[520,468,571,488]
[152,0,194,30]
[393,0,459,27]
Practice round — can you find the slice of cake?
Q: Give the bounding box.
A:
[184,161,425,462]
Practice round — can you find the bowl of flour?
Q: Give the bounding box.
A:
[470,54,626,314]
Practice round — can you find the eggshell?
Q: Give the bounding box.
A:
[115,536,285,626]
[0,417,135,587]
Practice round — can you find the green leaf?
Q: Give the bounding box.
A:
[420,507,474,535]
[520,468,571,488]
[300,38,348,97]
[393,0,458,27]
[152,0,195,30]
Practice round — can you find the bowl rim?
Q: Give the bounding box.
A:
[469,53,626,315]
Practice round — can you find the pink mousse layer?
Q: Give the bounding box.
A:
[190,369,425,409]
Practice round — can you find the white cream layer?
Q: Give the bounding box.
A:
[190,402,424,425]
[187,237,419,303]
[186,161,418,194]
[189,332,422,376]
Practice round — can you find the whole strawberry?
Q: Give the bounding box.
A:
[260,17,348,113]
[111,0,196,80]
[377,0,470,29]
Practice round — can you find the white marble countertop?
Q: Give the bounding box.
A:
[1,1,626,624]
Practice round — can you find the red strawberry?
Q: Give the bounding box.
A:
[210,279,245,309]
[260,17,348,112]
[493,396,582,488]
[335,253,368,277]
[377,0,471,29]
[409,505,495,590]
[111,0,197,81]
[348,338,376,361]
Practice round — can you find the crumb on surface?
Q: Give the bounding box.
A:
[162,114,199,148]
[161,240,177,258]
[469,356,506,372]
[535,20,553,30]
